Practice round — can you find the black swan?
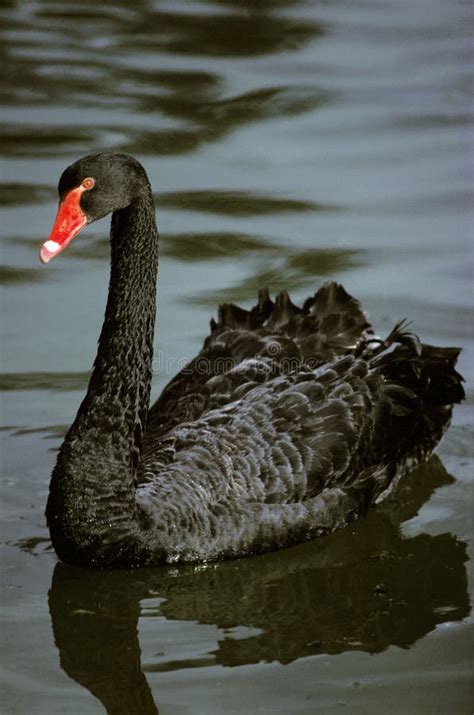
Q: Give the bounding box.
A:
[40,152,464,569]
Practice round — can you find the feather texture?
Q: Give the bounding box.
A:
[44,153,465,569]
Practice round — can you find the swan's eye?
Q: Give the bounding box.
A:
[82,177,95,190]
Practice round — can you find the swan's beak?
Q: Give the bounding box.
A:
[40,186,88,264]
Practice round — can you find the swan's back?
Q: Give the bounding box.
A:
[137,282,463,562]
[146,282,373,435]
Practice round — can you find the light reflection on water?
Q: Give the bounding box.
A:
[0,0,472,713]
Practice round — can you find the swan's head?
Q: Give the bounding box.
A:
[40,152,150,263]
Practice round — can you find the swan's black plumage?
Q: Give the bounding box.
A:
[44,153,464,569]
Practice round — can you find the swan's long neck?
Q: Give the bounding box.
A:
[79,191,158,458]
[46,189,159,565]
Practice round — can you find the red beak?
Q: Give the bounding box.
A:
[40,185,88,264]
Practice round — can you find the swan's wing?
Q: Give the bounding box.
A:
[142,332,463,490]
[146,282,373,438]
[142,330,464,490]
[136,334,463,562]
[140,355,371,499]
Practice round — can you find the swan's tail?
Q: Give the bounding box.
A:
[212,281,374,361]
[362,332,465,495]
[374,338,465,408]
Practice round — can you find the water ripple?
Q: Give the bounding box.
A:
[0,371,90,392]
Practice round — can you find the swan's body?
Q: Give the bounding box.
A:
[42,153,464,569]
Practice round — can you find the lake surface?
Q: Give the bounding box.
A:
[1,0,473,713]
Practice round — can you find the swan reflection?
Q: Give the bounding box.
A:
[48,457,469,714]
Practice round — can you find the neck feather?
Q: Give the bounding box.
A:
[46,189,159,566]
[78,190,158,455]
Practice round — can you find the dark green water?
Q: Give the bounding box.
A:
[1,1,473,713]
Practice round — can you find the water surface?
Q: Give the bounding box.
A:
[1,1,473,713]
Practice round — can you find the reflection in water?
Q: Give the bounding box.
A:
[193,247,364,305]
[50,571,160,715]
[0,265,48,285]
[33,2,323,59]
[158,190,324,217]
[0,125,100,158]
[48,458,469,715]
[0,183,55,207]
[163,232,275,262]
[0,87,328,158]
[12,424,67,440]
[1,0,328,159]
[0,371,90,392]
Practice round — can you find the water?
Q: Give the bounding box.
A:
[1,0,473,712]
